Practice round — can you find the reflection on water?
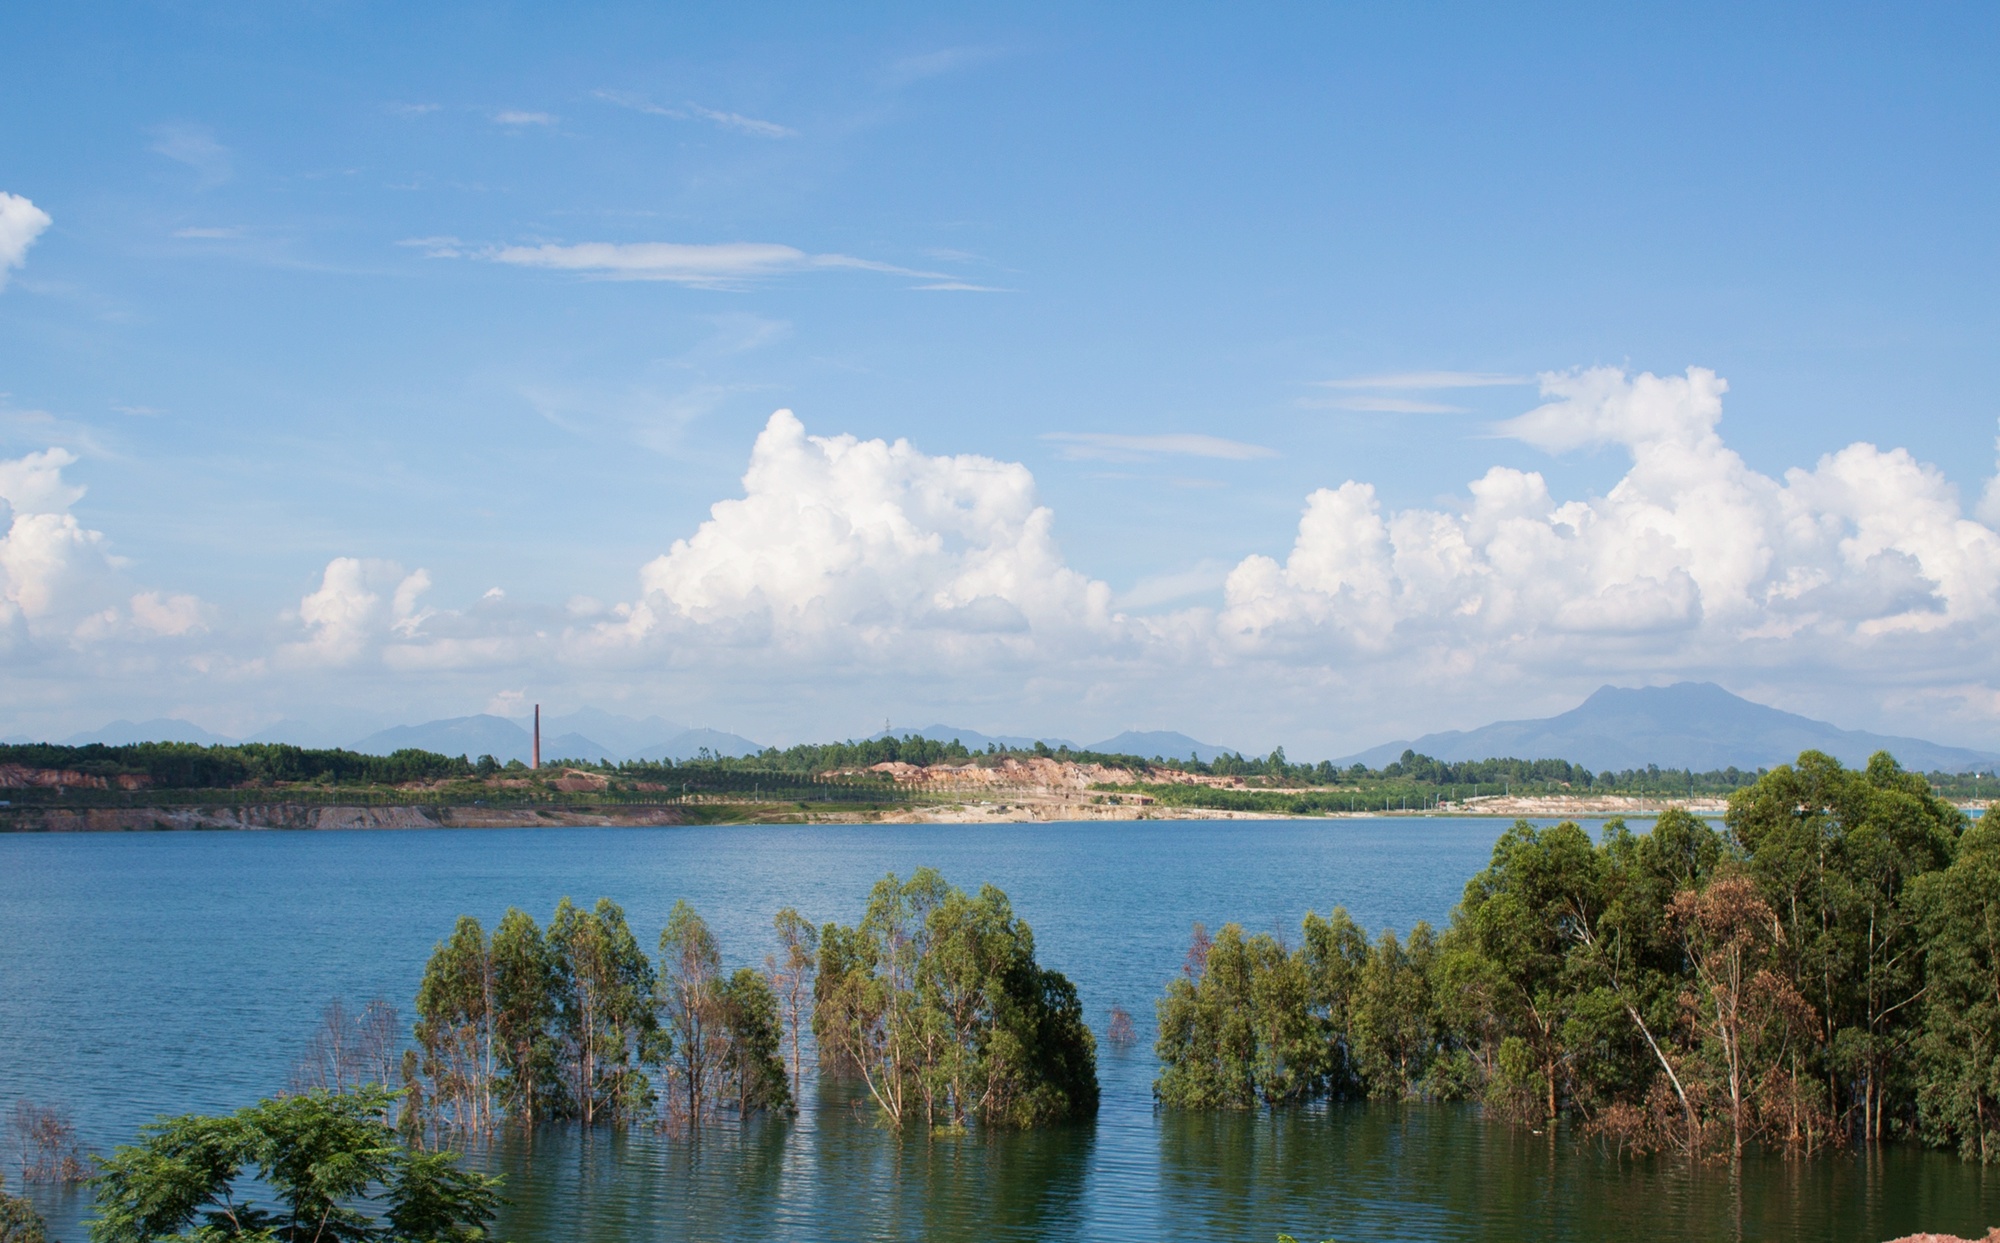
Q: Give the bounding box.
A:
[3,822,1997,1241]
[472,1079,1095,1243]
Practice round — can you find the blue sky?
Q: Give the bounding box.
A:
[1,3,1997,756]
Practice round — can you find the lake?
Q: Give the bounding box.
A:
[2,819,1994,1241]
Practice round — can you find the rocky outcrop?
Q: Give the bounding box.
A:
[0,764,151,790]
[1885,1232,2000,1242]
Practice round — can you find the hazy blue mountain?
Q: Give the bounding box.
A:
[873,724,1078,751]
[1086,730,1239,763]
[624,728,766,762]
[61,718,238,746]
[1337,682,2000,774]
[541,732,614,763]
[542,709,685,757]
[1,734,37,745]
[242,719,357,748]
[349,715,532,763]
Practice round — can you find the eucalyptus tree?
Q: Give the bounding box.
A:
[815,869,1096,1129]
[718,968,791,1115]
[1436,820,1606,1121]
[768,907,819,1102]
[488,907,558,1123]
[1728,750,1961,1141]
[1912,816,2000,1160]
[548,897,658,1124]
[414,917,495,1135]
[659,900,725,1123]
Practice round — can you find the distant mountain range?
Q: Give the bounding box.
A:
[875,725,1079,751]
[1338,682,2000,774]
[1086,730,1239,763]
[347,714,765,765]
[61,718,239,747]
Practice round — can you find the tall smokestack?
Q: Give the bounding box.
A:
[532,703,541,770]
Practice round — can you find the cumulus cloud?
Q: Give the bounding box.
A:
[0,448,214,648]
[593,410,1117,658]
[287,558,435,664]
[482,241,947,287]
[1220,367,2000,688]
[0,192,52,289]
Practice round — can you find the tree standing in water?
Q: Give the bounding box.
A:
[414,916,495,1135]
[549,896,658,1124]
[768,907,819,1103]
[489,907,558,1124]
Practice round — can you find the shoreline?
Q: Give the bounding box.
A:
[4,792,1956,831]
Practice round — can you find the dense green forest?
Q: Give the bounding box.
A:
[1155,750,2000,1161]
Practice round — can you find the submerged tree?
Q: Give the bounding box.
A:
[88,1086,501,1243]
[548,897,658,1125]
[768,908,819,1104]
[815,869,1097,1130]
[488,908,558,1124]
[415,917,495,1135]
[291,998,402,1097]
[1913,816,2000,1160]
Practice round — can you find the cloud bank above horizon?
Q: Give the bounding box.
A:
[7,366,2000,753]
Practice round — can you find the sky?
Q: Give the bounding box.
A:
[0,2,1997,757]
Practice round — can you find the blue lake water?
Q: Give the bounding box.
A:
[2,818,1994,1241]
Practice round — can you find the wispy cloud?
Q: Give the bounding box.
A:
[1318,370,1530,389]
[886,47,1001,84]
[914,281,1012,293]
[594,91,795,138]
[1115,561,1233,610]
[1305,395,1473,414]
[493,110,557,127]
[1042,432,1277,462]
[149,124,232,187]
[385,102,441,118]
[172,226,242,240]
[476,240,948,287]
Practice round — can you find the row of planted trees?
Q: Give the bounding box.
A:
[1156,750,2000,1162]
[398,869,1096,1139]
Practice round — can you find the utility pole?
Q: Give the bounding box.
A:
[532,703,541,771]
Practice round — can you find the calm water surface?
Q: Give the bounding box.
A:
[2,819,1993,1241]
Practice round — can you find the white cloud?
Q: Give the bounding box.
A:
[0,192,52,289]
[288,558,434,664]
[595,91,791,135]
[0,449,212,647]
[684,104,794,138]
[1042,432,1277,462]
[172,226,242,240]
[592,410,1117,657]
[483,240,946,287]
[493,110,556,127]
[1220,367,2000,683]
[149,124,232,187]
[130,591,206,636]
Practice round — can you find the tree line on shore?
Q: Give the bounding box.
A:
[1155,750,2000,1161]
[3,733,1871,802]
